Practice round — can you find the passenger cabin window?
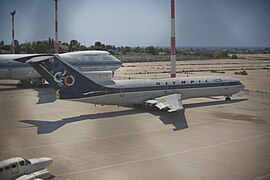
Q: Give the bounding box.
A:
[0,168,3,172]
[5,166,10,170]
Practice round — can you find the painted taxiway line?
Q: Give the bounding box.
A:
[56,132,270,177]
[254,173,270,180]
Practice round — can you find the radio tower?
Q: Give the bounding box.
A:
[54,0,59,54]
[170,0,176,78]
[10,10,16,54]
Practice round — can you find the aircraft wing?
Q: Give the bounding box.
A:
[16,169,51,180]
[14,54,54,63]
[145,94,183,112]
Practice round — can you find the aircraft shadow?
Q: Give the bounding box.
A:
[33,87,57,104]
[20,109,146,134]
[20,98,247,134]
[0,82,17,86]
[144,108,188,131]
[141,98,247,131]
[0,87,26,92]
[184,98,247,109]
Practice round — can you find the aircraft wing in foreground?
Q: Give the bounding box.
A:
[145,94,183,112]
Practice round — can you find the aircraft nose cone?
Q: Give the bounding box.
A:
[116,60,122,66]
[42,157,53,167]
[241,82,245,91]
[29,157,53,170]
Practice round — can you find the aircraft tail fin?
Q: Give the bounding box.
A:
[15,55,106,99]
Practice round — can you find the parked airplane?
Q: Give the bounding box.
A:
[15,55,244,112]
[0,50,122,87]
[0,157,52,180]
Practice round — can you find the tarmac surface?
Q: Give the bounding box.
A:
[0,78,270,180]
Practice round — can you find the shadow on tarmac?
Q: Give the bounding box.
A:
[20,98,247,134]
[21,109,145,134]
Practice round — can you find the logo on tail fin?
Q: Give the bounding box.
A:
[50,60,75,87]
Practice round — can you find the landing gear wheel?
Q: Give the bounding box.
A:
[17,80,31,88]
[225,96,231,101]
[31,78,43,87]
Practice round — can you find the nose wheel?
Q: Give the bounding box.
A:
[225,96,231,101]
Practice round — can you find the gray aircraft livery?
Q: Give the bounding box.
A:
[0,50,122,86]
[16,55,244,112]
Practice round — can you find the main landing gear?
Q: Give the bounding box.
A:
[225,96,231,101]
[17,78,45,88]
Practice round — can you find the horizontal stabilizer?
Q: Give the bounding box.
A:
[26,55,54,63]
[14,54,54,63]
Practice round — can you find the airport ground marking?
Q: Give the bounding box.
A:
[254,173,270,180]
[0,120,211,152]
[2,127,171,152]
[56,132,270,177]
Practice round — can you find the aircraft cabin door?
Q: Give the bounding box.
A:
[10,163,18,174]
[119,86,125,97]
[8,61,12,78]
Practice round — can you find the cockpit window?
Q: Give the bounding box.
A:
[19,160,25,166]
[103,54,119,61]
[24,159,31,165]
[11,164,17,168]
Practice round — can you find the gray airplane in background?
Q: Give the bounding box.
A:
[0,50,122,87]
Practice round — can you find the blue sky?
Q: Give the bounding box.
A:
[0,0,269,47]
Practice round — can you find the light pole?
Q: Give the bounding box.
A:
[170,0,176,78]
[10,10,16,54]
[54,0,59,54]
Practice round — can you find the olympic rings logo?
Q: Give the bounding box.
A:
[51,61,75,87]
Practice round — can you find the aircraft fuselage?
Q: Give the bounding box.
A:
[71,76,244,106]
[0,51,122,81]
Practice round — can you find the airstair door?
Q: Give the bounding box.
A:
[8,61,12,77]
[119,86,125,97]
[10,163,18,174]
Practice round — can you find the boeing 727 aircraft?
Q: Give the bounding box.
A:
[0,157,52,180]
[15,55,244,112]
[0,50,122,87]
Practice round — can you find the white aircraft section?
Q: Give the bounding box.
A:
[146,94,183,112]
[83,71,114,83]
[76,76,244,112]
[0,157,52,180]
[0,50,122,86]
